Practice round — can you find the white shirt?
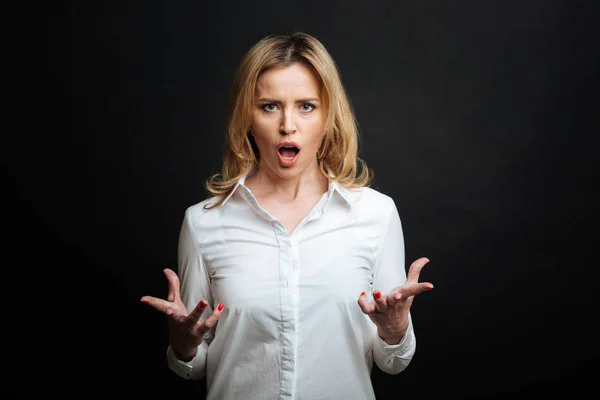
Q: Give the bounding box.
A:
[166,175,417,400]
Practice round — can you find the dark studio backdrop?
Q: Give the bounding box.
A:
[6,0,599,398]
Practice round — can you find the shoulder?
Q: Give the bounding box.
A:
[338,184,399,223]
[338,186,403,244]
[356,188,405,248]
[182,195,223,228]
[336,181,395,209]
[349,186,398,216]
[360,186,396,208]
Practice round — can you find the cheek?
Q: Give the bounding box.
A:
[250,125,275,155]
[252,114,277,136]
[251,134,270,154]
[302,120,325,146]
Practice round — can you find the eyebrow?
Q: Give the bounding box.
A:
[256,98,320,103]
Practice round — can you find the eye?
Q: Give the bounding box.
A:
[300,103,315,112]
[262,104,277,112]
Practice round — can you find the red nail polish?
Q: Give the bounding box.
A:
[374,291,381,299]
[217,302,224,311]
[360,292,365,297]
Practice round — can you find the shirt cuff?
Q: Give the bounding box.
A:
[166,345,206,380]
[373,328,416,360]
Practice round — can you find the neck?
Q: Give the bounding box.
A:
[247,162,328,202]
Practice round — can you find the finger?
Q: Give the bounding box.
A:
[373,290,388,311]
[387,290,403,306]
[186,299,209,325]
[141,295,175,314]
[357,292,376,314]
[195,302,225,334]
[396,282,434,300]
[406,257,430,284]
[163,268,181,302]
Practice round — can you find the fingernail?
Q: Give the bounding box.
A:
[217,302,224,311]
[360,292,365,297]
[374,291,381,300]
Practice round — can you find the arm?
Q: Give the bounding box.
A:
[370,199,416,374]
[165,209,216,380]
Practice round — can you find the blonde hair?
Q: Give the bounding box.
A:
[204,32,372,208]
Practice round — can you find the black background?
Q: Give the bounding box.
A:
[6,0,599,398]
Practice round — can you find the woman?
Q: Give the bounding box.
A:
[141,31,433,399]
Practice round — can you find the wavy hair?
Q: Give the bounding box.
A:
[204,32,372,208]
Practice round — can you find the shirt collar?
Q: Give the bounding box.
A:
[328,179,356,206]
[219,172,357,207]
[219,174,247,206]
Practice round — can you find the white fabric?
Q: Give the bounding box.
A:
[166,175,416,400]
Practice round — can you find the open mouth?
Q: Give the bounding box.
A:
[277,142,301,167]
[278,145,300,158]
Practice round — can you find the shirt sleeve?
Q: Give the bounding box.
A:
[370,197,417,374]
[165,208,215,380]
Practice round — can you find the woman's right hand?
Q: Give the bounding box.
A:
[141,268,224,361]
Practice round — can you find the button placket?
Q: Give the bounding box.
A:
[275,223,297,398]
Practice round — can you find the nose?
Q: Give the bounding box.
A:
[280,109,297,135]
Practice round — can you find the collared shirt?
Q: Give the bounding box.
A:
[166,176,417,400]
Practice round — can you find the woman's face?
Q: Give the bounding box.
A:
[251,62,325,180]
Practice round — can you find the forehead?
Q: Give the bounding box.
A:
[255,63,321,97]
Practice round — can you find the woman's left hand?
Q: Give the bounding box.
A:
[358,257,433,345]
